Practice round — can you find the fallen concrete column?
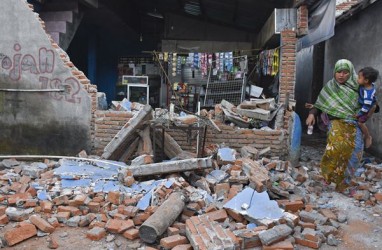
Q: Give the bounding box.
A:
[139,192,186,243]
[154,129,183,159]
[119,157,212,178]
[118,137,139,162]
[102,105,152,160]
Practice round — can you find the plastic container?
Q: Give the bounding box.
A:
[307,125,314,135]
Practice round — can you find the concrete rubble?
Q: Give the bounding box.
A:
[0,108,381,249]
[0,145,381,250]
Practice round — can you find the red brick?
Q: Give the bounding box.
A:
[204,209,228,222]
[89,220,106,229]
[0,214,9,225]
[123,228,139,240]
[19,176,31,184]
[227,186,241,201]
[214,183,230,198]
[48,217,60,228]
[92,196,104,203]
[167,227,180,236]
[26,186,37,197]
[302,228,320,242]
[186,202,201,211]
[160,235,188,249]
[123,198,137,206]
[57,206,81,216]
[107,191,120,205]
[145,206,158,214]
[182,208,195,217]
[7,193,31,205]
[133,212,150,225]
[224,228,241,247]
[172,244,193,250]
[113,213,127,220]
[86,227,106,241]
[53,195,68,205]
[283,201,304,212]
[70,194,87,206]
[298,221,316,229]
[123,206,139,217]
[226,208,245,222]
[4,223,37,246]
[24,199,38,208]
[40,201,53,213]
[55,212,71,222]
[0,206,6,216]
[29,215,55,233]
[263,240,294,250]
[305,204,314,212]
[295,237,321,249]
[204,205,217,213]
[105,219,134,233]
[319,209,337,220]
[88,202,100,213]
[193,235,207,250]
[374,193,382,201]
[10,182,23,192]
[172,222,186,236]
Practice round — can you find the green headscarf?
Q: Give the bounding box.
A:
[314,59,360,119]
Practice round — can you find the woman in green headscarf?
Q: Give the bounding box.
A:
[306,59,364,192]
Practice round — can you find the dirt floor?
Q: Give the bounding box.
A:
[299,133,382,250]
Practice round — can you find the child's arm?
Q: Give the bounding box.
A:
[358,89,376,117]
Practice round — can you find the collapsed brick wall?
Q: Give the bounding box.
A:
[93,111,135,155]
[167,123,288,158]
[297,5,308,36]
[279,30,297,104]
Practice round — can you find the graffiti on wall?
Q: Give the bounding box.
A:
[0,43,81,103]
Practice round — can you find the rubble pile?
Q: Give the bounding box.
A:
[204,99,284,130]
[1,146,380,249]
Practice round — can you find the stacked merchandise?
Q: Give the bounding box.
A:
[256,48,280,77]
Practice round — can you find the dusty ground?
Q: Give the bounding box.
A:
[299,133,382,250]
[2,132,382,250]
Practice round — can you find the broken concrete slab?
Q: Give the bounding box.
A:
[21,162,48,178]
[217,148,236,165]
[223,187,283,221]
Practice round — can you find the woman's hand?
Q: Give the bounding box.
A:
[305,103,314,109]
[306,113,315,126]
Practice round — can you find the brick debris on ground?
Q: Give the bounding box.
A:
[0,145,382,248]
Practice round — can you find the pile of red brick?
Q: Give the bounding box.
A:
[0,150,381,249]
